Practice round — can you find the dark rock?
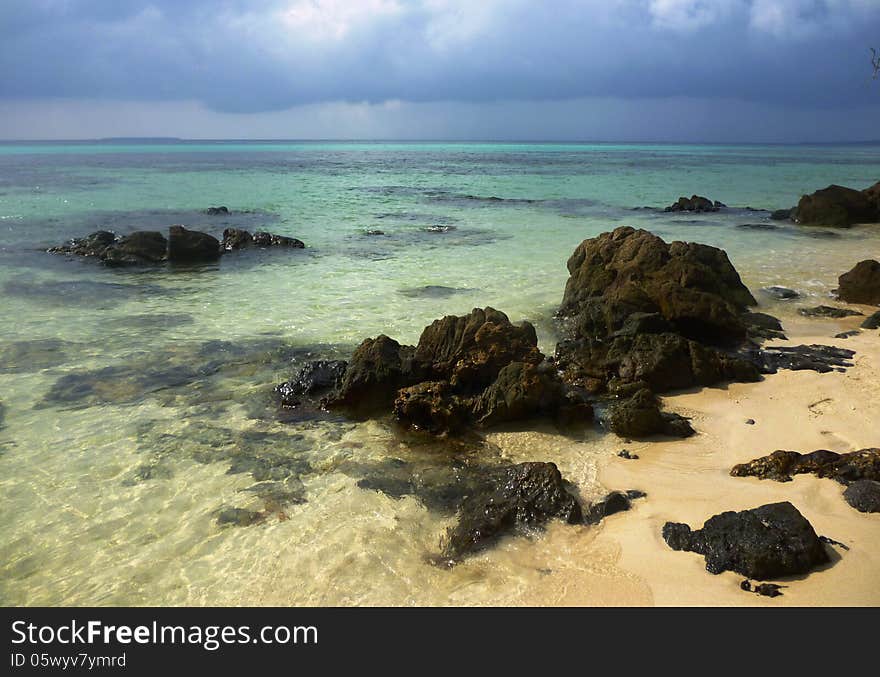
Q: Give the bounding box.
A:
[365,229,385,236]
[742,312,784,332]
[662,501,830,579]
[754,583,784,597]
[559,227,756,344]
[761,286,799,300]
[393,380,468,434]
[607,388,695,439]
[221,228,254,250]
[861,311,880,329]
[101,230,168,266]
[252,231,305,248]
[48,230,117,257]
[737,223,781,231]
[794,185,877,227]
[216,507,264,527]
[439,462,582,562]
[618,449,639,460]
[755,344,855,374]
[275,360,348,408]
[584,489,646,525]
[834,330,861,339]
[837,259,880,305]
[664,195,723,213]
[798,305,863,319]
[167,225,221,263]
[731,448,880,484]
[819,535,850,550]
[206,206,230,215]
[770,208,794,221]
[842,480,880,513]
[471,361,571,427]
[745,419,755,425]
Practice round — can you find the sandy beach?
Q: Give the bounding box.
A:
[589,311,880,606]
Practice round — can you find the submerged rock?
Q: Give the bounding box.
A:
[275,360,348,408]
[843,480,880,513]
[798,305,863,319]
[439,462,582,562]
[664,195,725,213]
[662,502,830,579]
[731,448,880,484]
[216,507,265,527]
[794,184,878,227]
[837,259,880,305]
[205,206,230,215]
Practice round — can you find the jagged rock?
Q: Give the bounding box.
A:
[393,381,467,434]
[439,462,582,563]
[837,259,880,305]
[665,195,724,213]
[205,206,229,215]
[662,502,829,579]
[861,311,880,329]
[471,361,572,427]
[843,480,880,513]
[584,489,646,524]
[607,388,695,438]
[798,305,863,319]
[754,344,855,373]
[761,286,799,300]
[221,228,254,250]
[794,184,878,227]
[559,227,756,345]
[167,225,221,263]
[770,208,794,221]
[731,448,880,484]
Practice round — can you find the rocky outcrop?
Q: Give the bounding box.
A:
[324,307,591,432]
[607,387,694,438]
[837,260,880,305]
[794,184,879,227]
[665,195,725,213]
[167,225,221,263]
[730,448,880,484]
[439,462,582,562]
[662,502,830,579]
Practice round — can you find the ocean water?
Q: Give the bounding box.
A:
[1,141,878,606]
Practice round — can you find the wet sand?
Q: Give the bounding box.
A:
[589,312,880,606]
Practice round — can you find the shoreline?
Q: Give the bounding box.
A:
[589,313,880,606]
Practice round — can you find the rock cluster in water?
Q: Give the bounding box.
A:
[664,195,726,213]
[49,221,304,266]
[662,501,830,579]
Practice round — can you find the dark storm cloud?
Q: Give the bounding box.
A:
[1,0,878,113]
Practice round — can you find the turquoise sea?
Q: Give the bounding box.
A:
[1,141,879,605]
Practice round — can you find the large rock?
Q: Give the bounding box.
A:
[221,228,254,250]
[101,231,169,266]
[559,227,756,344]
[607,387,694,438]
[167,225,221,263]
[665,195,724,213]
[440,462,582,562]
[794,185,878,227]
[730,448,880,484]
[837,260,880,305]
[843,480,880,513]
[662,502,830,579]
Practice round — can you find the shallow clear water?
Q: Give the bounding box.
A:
[1,141,878,605]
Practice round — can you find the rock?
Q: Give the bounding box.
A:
[741,580,785,597]
[742,311,786,340]
[731,448,880,484]
[754,344,855,374]
[770,208,794,221]
[834,330,861,339]
[745,419,755,425]
[798,305,863,319]
[365,229,385,236]
[205,206,229,215]
[760,286,799,300]
[607,388,695,439]
[439,462,582,562]
[843,480,880,513]
[48,230,117,257]
[393,381,467,434]
[795,184,878,227]
[101,231,168,266]
[837,259,880,305]
[618,449,639,460]
[861,311,880,329]
[584,489,646,525]
[221,228,254,250]
[274,360,348,408]
[559,227,756,344]
[471,361,572,428]
[662,502,829,579]
[252,231,305,248]
[167,225,221,263]
[664,195,723,213]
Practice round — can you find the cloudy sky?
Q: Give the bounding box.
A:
[1,0,879,141]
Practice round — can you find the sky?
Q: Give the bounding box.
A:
[1,0,879,142]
